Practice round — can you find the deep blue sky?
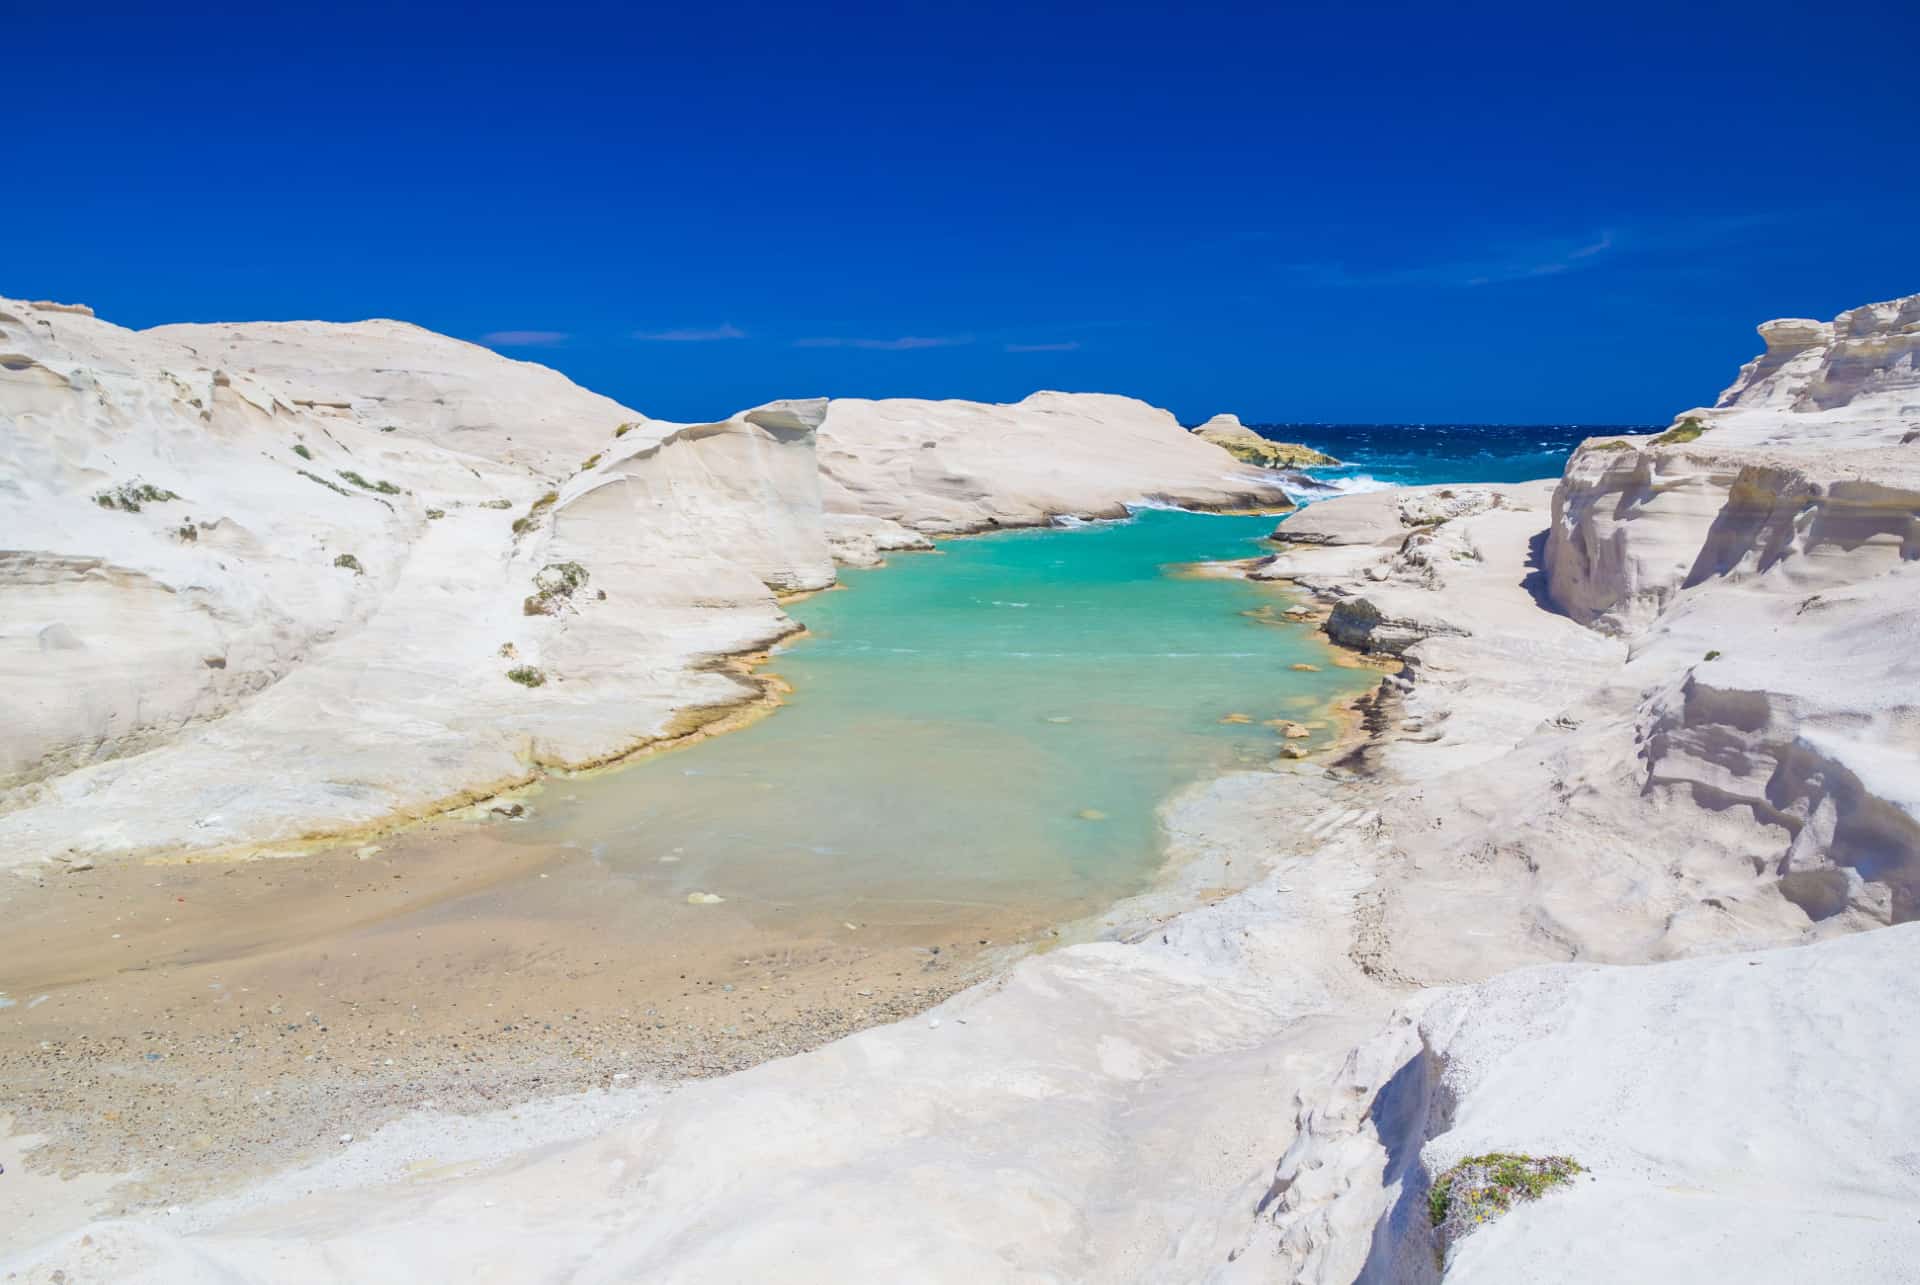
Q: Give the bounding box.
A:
[11,0,1917,424]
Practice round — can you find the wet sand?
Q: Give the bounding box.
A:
[0,821,1074,1212]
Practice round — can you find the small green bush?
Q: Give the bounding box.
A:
[523,560,590,615]
[580,453,602,471]
[300,469,353,496]
[1429,1152,1582,1252]
[1704,649,1722,661]
[480,498,514,510]
[92,482,181,513]
[1653,416,1709,446]
[614,422,634,438]
[337,469,402,495]
[425,507,446,520]
[293,443,313,460]
[511,490,562,536]
[333,553,364,573]
[505,664,546,687]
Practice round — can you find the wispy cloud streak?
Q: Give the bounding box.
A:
[1280,213,1788,291]
[481,329,569,347]
[634,324,746,342]
[1004,341,1081,352]
[794,335,973,351]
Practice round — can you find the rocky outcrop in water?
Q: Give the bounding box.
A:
[1192,412,1341,468]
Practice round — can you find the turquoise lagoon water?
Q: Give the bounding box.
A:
[518,509,1366,926]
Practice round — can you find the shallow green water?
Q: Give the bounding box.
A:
[527,509,1365,925]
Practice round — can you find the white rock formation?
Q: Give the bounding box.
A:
[818,392,1298,534]
[1236,294,1920,1279]
[0,297,830,868]
[1249,925,1920,1284]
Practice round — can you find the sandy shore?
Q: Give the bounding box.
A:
[0,815,1069,1212]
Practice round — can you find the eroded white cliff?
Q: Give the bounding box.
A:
[0,298,831,868]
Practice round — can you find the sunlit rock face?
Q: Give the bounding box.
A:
[0,296,832,867]
[817,392,1300,535]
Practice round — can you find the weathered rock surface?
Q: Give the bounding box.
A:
[818,393,1300,534]
[0,297,830,868]
[1192,413,1341,468]
[1250,925,1920,1283]
[1234,295,1920,1280]
[821,512,935,568]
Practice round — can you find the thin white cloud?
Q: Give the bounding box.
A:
[794,335,973,351]
[481,329,569,347]
[1286,229,1622,290]
[1280,214,1794,291]
[634,324,746,342]
[1005,341,1081,353]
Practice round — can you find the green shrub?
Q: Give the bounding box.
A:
[511,490,562,536]
[1586,439,1632,452]
[580,453,602,471]
[505,665,546,687]
[333,553,363,573]
[1704,649,1722,661]
[1429,1152,1582,1253]
[293,443,313,460]
[92,481,181,513]
[337,469,402,495]
[480,498,514,510]
[1652,416,1709,446]
[523,561,590,615]
[614,422,634,438]
[299,469,354,497]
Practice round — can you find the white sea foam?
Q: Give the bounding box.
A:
[1315,473,1396,495]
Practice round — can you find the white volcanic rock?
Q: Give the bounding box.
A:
[821,511,935,567]
[818,391,1298,534]
[0,296,831,868]
[1247,925,1920,1284]
[1547,293,1920,633]
[1541,294,1920,927]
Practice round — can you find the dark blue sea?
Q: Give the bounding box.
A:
[1245,423,1651,490]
